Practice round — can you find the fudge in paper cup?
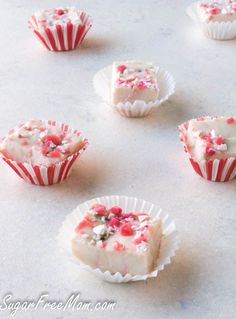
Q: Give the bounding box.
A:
[29,7,92,51]
[186,1,236,40]
[0,120,88,186]
[57,195,179,283]
[179,116,236,182]
[93,61,175,118]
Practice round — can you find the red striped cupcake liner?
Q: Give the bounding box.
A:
[179,121,236,182]
[0,120,88,186]
[28,11,92,51]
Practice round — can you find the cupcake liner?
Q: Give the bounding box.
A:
[57,195,179,283]
[93,65,176,118]
[28,11,92,51]
[186,2,236,40]
[0,120,88,186]
[179,121,236,182]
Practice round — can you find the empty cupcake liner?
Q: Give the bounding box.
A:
[57,195,179,283]
[0,120,88,186]
[93,65,176,118]
[179,121,236,182]
[186,2,236,40]
[28,11,92,51]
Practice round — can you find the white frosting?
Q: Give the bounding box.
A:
[183,116,236,161]
[34,7,83,29]
[0,120,84,166]
[198,0,236,22]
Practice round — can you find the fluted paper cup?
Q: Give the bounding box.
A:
[186,2,236,40]
[28,11,92,51]
[0,120,88,186]
[179,121,236,182]
[57,195,179,283]
[93,65,176,118]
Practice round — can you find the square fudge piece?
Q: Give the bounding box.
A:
[111,61,159,104]
[183,116,236,161]
[197,1,236,22]
[72,204,162,276]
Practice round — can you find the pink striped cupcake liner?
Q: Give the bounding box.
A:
[179,121,236,182]
[28,11,92,51]
[0,120,88,186]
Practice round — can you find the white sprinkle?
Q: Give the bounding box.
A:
[214,143,228,151]
[93,224,107,235]
[138,215,149,222]
[81,233,89,239]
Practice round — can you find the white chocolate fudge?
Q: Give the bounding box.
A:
[34,7,83,29]
[72,204,162,276]
[0,120,85,166]
[181,116,236,161]
[111,61,159,104]
[197,1,236,22]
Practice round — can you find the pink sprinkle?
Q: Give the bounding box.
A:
[101,241,107,249]
[133,233,147,245]
[113,241,125,251]
[108,217,120,228]
[55,9,65,15]
[21,141,29,146]
[110,206,122,216]
[117,65,127,73]
[120,223,134,236]
[136,81,147,90]
[91,204,107,215]
[227,117,234,124]
[75,217,94,233]
[120,213,138,221]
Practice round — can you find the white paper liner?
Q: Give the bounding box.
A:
[57,195,179,283]
[186,2,236,40]
[93,65,176,118]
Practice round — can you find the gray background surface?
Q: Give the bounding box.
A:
[0,0,235,318]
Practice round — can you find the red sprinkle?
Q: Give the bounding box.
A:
[215,136,223,145]
[113,241,125,251]
[44,134,62,145]
[209,8,220,15]
[205,146,216,157]
[110,206,122,216]
[117,65,127,73]
[120,223,134,236]
[227,117,234,124]
[49,149,61,158]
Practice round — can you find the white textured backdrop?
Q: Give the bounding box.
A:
[0,1,235,318]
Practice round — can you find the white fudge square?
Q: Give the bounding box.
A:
[197,1,236,22]
[71,204,162,276]
[111,61,159,104]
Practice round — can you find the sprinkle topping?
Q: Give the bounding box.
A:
[199,1,236,21]
[115,62,159,91]
[74,204,161,253]
[34,7,83,29]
